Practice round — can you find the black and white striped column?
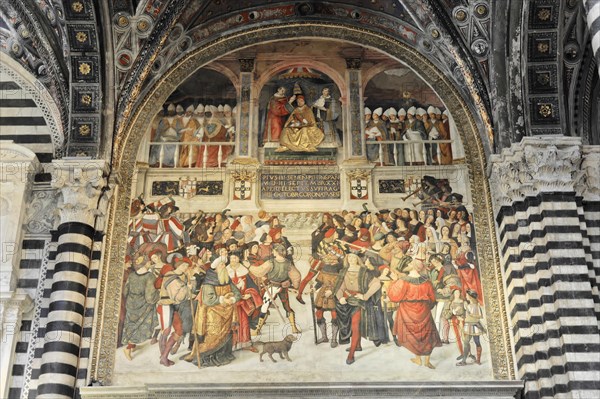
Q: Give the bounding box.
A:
[36,160,106,399]
[583,0,600,76]
[490,137,600,398]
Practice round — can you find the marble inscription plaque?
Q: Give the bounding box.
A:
[261,173,340,199]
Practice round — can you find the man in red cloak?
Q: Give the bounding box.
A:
[453,243,483,305]
[263,86,295,143]
[226,253,262,351]
[388,257,442,369]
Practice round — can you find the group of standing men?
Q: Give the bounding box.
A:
[121,198,486,370]
[122,204,304,368]
[149,102,236,168]
[364,105,455,166]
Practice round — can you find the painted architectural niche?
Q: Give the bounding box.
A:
[120,39,487,385]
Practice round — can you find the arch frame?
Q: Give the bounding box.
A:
[93,22,514,384]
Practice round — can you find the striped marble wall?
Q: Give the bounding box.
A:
[0,75,54,164]
[490,137,600,398]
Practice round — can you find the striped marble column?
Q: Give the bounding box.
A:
[578,147,600,324]
[36,159,107,399]
[490,137,600,398]
[583,0,600,76]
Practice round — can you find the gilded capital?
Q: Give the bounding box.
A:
[51,159,109,226]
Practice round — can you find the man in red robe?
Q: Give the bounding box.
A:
[388,257,442,369]
[226,253,262,351]
[263,86,295,143]
[453,248,483,305]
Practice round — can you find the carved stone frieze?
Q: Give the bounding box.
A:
[24,189,60,234]
[51,159,108,225]
[489,136,584,209]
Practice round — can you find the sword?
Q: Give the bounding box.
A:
[309,282,318,344]
[382,287,390,340]
[335,239,379,255]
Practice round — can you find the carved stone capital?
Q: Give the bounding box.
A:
[0,141,40,183]
[489,136,583,209]
[574,146,600,201]
[0,292,33,333]
[51,159,109,226]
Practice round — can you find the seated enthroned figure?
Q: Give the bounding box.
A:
[276,88,324,152]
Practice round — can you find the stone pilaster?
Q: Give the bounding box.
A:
[237,58,254,157]
[489,136,600,398]
[0,141,40,293]
[37,159,108,399]
[344,58,365,159]
[0,292,32,397]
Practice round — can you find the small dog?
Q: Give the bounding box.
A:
[252,335,295,363]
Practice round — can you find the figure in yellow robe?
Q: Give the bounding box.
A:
[276,95,324,152]
[184,262,241,367]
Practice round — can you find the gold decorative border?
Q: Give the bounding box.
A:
[93,23,514,384]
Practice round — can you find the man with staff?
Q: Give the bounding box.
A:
[296,228,345,347]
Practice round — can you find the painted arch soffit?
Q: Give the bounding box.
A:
[114,1,492,148]
[95,23,513,385]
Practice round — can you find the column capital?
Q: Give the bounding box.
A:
[345,58,362,70]
[0,292,32,332]
[489,136,583,209]
[51,158,109,226]
[0,140,40,183]
[239,58,255,73]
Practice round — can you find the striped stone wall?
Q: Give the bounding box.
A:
[0,72,56,163]
[490,137,600,398]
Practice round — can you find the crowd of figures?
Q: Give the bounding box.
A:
[148,103,237,168]
[364,105,459,166]
[121,181,485,369]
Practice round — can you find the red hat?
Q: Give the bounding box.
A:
[149,249,163,260]
[269,227,282,239]
[230,219,241,230]
[324,228,336,238]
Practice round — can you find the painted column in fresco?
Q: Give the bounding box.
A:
[36,160,107,399]
[344,58,365,159]
[237,58,254,158]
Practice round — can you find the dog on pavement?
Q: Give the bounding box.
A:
[252,334,296,363]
